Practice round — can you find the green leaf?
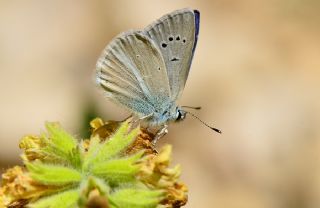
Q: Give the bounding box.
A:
[87,176,110,195]
[91,151,144,184]
[45,122,77,153]
[93,122,139,163]
[78,176,110,207]
[82,136,101,172]
[44,122,81,168]
[26,162,82,186]
[109,188,164,208]
[28,189,79,208]
[79,176,110,196]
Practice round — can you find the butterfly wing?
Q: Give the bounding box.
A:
[144,8,200,100]
[96,31,171,116]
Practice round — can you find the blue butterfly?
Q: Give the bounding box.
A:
[96,8,220,142]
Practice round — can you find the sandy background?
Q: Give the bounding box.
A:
[1,0,320,207]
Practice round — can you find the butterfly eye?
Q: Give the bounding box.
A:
[176,110,186,121]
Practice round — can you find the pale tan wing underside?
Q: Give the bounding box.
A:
[96,31,171,115]
[144,8,197,100]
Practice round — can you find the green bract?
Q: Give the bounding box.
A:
[25,121,164,208]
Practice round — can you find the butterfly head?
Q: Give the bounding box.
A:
[175,108,187,122]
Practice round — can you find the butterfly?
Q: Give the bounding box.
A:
[96,8,220,142]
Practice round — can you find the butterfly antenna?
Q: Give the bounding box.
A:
[181,106,202,110]
[185,111,222,134]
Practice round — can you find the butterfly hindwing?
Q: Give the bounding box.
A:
[96,31,171,116]
[144,8,199,100]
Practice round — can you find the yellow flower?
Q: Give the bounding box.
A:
[0,118,188,208]
[0,166,60,207]
[138,145,188,207]
[19,135,46,162]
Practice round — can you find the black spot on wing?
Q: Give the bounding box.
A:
[161,42,167,48]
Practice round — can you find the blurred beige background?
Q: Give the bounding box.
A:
[1,0,320,207]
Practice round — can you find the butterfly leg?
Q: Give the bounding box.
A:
[121,114,133,122]
[138,113,153,121]
[131,113,154,128]
[152,124,168,145]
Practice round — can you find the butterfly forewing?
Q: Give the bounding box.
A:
[96,31,171,116]
[144,8,199,100]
